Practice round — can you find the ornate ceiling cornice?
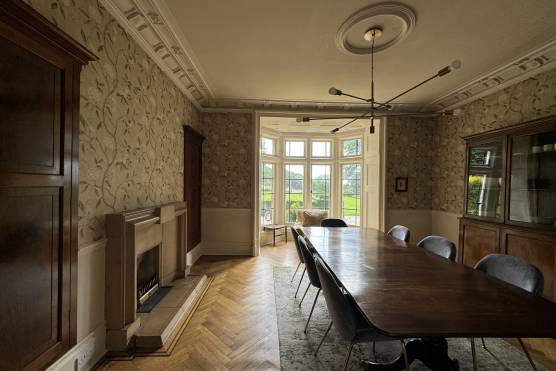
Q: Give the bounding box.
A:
[102,1,556,113]
[205,97,379,113]
[100,0,213,109]
[429,37,556,110]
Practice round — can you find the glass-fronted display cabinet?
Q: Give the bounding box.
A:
[509,130,556,227]
[459,116,556,325]
[463,119,556,229]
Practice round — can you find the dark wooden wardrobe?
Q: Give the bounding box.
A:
[0,1,96,369]
[183,126,204,253]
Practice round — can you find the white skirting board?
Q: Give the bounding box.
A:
[186,242,204,267]
[46,324,106,371]
[201,208,254,255]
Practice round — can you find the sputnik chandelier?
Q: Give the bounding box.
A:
[298,27,462,134]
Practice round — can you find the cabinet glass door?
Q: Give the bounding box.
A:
[466,140,504,219]
[509,131,556,226]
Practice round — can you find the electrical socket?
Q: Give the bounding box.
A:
[77,347,94,369]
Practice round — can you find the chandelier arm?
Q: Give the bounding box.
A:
[309,111,450,120]
[374,111,451,118]
[301,115,368,121]
[338,91,371,102]
[330,110,372,133]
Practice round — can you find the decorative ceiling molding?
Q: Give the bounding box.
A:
[336,2,416,55]
[102,1,556,114]
[100,0,214,109]
[429,37,556,110]
[205,97,373,112]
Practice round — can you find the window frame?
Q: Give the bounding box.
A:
[310,163,332,212]
[341,137,363,158]
[284,139,307,159]
[284,163,305,224]
[260,162,275,226]
[310,140,332,159]
[261,136,276,157]
[340,162,362,226]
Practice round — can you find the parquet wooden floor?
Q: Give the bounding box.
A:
[101,242,298,371]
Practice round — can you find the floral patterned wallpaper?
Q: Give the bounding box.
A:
[431,67,556,214]
[386,68,556,213]
[26,0,202,247]
[202,112,253,209]
[386,117,435,209]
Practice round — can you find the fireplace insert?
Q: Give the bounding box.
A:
[137,246,160,307]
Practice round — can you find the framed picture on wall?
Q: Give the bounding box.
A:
[395,177,408,192]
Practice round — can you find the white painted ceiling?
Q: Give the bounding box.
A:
[160,0,556,106]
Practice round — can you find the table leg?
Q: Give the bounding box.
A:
[364,338,459,371]
[273,229,276,246]
[285,226,287,243]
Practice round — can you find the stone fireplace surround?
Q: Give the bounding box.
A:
[105,202,210,353]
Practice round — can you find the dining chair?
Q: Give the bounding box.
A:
[471,253,544,371]
[321,218,348,227]
[297,236,322,333]
[417,235,456,261]
[314,256,410,371]
[387,225,410,242]
[290,227,304,280]
[291,227,306,299]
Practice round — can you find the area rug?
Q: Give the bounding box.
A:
[273,267,547,371]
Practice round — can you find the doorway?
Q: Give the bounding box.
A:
[184,126,204,253]
[253,114,385,252]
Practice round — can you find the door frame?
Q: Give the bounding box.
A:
[252,110,387,256]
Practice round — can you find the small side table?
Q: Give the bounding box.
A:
[263,224,288,246]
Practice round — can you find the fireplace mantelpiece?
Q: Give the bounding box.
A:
[105,202,209,352]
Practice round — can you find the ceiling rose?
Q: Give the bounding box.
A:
[336,2,416,55]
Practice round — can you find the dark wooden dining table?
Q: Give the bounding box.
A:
[302,226,556,370]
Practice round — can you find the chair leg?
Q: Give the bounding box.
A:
[400,339,410,371]
[291,261,301,282]
[343,342,354,371]
[294,268,306,298]
[470,338,478,371]
[518,338,538,371]
[304,289,321,333]
[481,337,517,371]
[372,341,376,361]
[314,321,332,356]
[299,282,311,307]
